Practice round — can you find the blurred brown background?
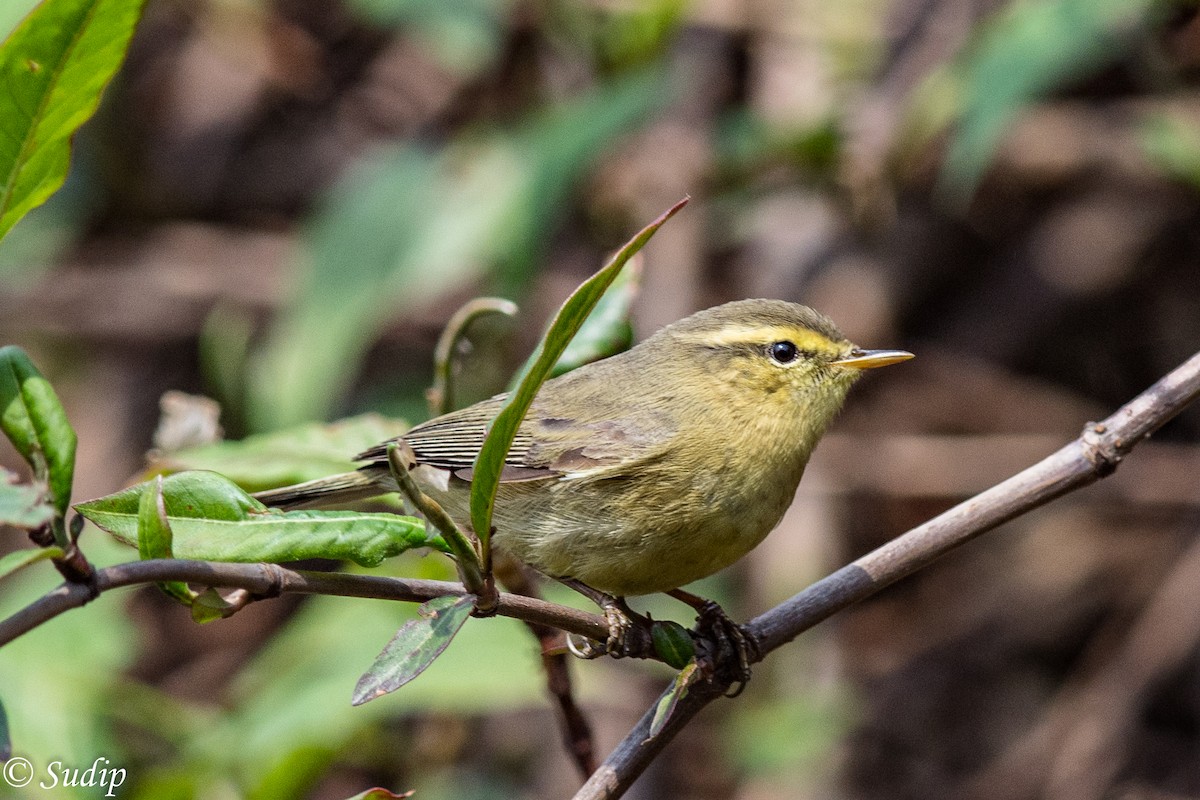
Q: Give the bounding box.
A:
[2,0,1200,798]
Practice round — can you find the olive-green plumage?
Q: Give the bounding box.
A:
[255,299,911,596]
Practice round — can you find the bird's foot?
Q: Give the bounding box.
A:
[668,589,760,695]
[561,581,653,660]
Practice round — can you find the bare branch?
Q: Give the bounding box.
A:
[574,350,1200,800]
[0,559,609,647]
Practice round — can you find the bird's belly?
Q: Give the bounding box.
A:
[490,473,795,596]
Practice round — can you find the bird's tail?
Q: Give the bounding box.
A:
[253,471,386,510]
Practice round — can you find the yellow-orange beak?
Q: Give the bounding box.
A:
[831,349,914,369]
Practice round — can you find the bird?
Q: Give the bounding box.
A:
[255,299,912,671]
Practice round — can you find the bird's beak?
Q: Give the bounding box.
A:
[831,349,914,369]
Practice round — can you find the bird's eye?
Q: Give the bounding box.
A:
[768,340,799,364]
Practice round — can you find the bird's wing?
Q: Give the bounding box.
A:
[356,393,675,483]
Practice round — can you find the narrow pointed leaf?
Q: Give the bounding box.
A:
[352,594,475,705]
[470,198,687,558]
[137,476,195,605]
[511,254,642,388]
[548,254,640,376]
[0,346,76,528]
[0,0,149,240]
[0,469,54,529]
[77,470,445,567]
[0,545,64,580]
[649,660,702,739]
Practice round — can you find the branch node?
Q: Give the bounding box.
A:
[54,543,97,595]
[471,573,500,617]
[256,563,288,599]
[1081,421,1123,477]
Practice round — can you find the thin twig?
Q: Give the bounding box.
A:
[573,349,1200,800]
[0,559,609,647]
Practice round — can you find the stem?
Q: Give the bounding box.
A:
[0,560,609,648]
[385,443,494,610]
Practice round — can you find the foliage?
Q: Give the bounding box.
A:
[76,470,442,567]
[0,346,76,539]
[0,0,147,241]
[352,594,476,705]
[0,470,54,530]
[0,545,63,581]
[515,254,643,386]
[349,0,510,75]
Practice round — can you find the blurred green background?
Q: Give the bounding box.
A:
[3,0,1200,797]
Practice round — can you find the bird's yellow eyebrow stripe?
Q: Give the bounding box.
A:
[675,325,843,353]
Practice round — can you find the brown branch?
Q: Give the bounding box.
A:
[573,349,1200,800]
[0,559,609,647]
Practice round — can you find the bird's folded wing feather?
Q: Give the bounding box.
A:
[355,396,675,483]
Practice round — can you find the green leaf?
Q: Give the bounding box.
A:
[151,413,410,492]
[137,476,173,561]
[0,545,64,580]
[649,660,702,738]
[552,253,639,376]
[650,619,695,670]
[138,476,196,605]
[0,469,54,529]
[470,198,687,560]
[0,346,76,531]
[76,470,443,567]
[0,0,149,241]
[0,695,9,760]
[351,594,475,705]
[938,0,1161,200]
[431,297,519,415]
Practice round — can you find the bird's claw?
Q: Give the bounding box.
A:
[566,595,653,661]
[692,600,760,695]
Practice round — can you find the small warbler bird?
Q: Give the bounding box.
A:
[256,300,911,662]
